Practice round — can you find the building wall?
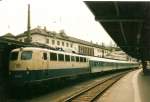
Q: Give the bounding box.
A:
[78,45,94,56]
[17,33,111,57]
[94,47,111,57]
[17,37,26,42]
[17,34,79,53]
[94,48,103,57]
[32,34,47,44]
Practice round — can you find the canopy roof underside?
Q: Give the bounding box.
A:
[85,1,150,60]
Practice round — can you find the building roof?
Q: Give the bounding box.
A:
[16,27,110,50]
[1,33,15,38]
[1,33,16,40]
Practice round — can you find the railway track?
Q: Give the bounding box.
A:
[61,72,128,102]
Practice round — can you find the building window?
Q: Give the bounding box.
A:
[20,38,24,42]
[62,42,64,46]
[19,39,22,42]
[52,40,55,45]
[70,43,73,48]
[46,39,49,43]
[66,43,69,47]
[57,41,60,45]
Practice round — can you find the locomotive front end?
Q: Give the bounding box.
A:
[9,48,33,87]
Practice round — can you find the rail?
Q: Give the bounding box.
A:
[61,72,128,102]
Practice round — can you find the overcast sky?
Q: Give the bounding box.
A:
[0,0,115,46]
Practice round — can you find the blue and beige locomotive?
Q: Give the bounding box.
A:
[9,47,139,86]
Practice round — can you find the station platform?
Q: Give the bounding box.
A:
[97,69,150,102]
[25,69,150,102]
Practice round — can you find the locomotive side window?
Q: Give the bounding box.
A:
[76,56,79,62]
[10,51,19,60]
[58,54,64,61]
[71,56,75,61]
[80,57,84,62]
[43,53,47,60]
[83,58,86,62]
[65,55,70,61]
[21,51,32,60]
[50,52,57,61]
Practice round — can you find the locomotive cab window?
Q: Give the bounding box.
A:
[21,51,32,60]
[10,51,19,60]
[50,52,57,61]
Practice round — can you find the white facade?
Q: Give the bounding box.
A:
[16,28,111,57]
[94,48,103,57]
[17,34,79,53]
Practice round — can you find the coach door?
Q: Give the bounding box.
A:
[43,52,48,77]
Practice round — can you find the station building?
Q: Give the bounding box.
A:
[6,27,111,57]
[1,33,16,40]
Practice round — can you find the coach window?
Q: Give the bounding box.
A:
[50,52,57,61]
[71,56,75,62]
[21,51,32,60]
[65,55,70,61]
[58,54,64,61]
[10,51,19,60]
[43,53,47,60]
[76,56,79,62]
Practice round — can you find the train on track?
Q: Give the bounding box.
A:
[9,47,139,86]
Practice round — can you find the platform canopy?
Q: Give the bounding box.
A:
[84,1,150,60]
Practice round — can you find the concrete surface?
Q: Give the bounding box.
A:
[97,69,150,102]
